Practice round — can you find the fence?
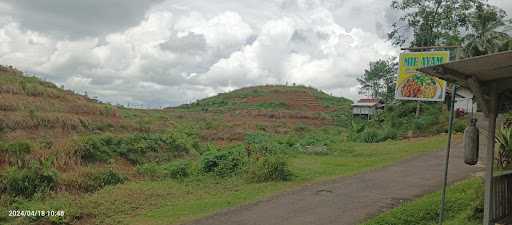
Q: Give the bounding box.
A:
[492,172,512,223]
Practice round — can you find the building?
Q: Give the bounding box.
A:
[352,98,383,118]
[420,50,512,225]
[447,87,478,113]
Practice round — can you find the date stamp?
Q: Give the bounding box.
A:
[8,210,65,217]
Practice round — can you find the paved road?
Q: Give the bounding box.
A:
[184,126,488,225]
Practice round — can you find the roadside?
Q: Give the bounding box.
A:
[184,142,480,225]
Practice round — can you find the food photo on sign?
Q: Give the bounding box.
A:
[395,51,449,102]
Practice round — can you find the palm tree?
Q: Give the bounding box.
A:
[463,4,512,57]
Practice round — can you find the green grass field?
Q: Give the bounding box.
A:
[361,178,483,225]
[3,135,452,225]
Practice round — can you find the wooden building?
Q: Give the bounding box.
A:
[420,50,512,225]
[352,98,383,118]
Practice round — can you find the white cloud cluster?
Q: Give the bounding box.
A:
[0,0,405,107]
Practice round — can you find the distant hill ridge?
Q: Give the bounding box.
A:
[174,85,352,113]
[0,65,353,143]
[0,65,125,138]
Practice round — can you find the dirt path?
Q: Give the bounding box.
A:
[183,140,483,225]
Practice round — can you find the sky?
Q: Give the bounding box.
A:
[0,0,511,108]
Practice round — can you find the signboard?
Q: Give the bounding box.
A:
[395,51,449,101]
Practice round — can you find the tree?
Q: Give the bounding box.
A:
[389,0,481,47]
[357,59,398,103]
[463,3,512,57]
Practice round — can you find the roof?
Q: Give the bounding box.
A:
[419,50,512,85]
[352,102,378,107]
[357,98,378,103]
[418,50,512,114]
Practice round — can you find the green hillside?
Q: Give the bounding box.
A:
[175,85,352,112]
[0,66,457,225]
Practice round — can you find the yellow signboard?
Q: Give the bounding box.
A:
[396,51,449,101]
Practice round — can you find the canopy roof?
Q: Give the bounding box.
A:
[418,50,512,114]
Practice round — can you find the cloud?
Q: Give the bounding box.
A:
[0,0,400,107]
[0,0,164,38]
[489,0,512,16]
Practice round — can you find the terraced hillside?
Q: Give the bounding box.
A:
[0,65,353,181]
[172,85,353,143]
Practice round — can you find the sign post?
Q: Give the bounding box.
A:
[396,51,449,102]
[395,50,454,225]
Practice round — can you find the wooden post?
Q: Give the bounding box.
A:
[484,85,498,225]
[416,101,421,117]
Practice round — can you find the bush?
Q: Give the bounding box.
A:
[76,135,117,163]
[86,169,128,192]
[0,166,58,198]
[246,156,291,183]
[496,126,512,169]
[245,132,292,156]
[453,119,467,133]
[77,131,198,164]
[360,129,380,143]
[199,148,247,177]
[3,141,32,168]
[164,160,191,180]
[136,163,164,180]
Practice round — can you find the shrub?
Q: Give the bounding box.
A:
[199,148,247,177]
[77,132,198,164]
[3,141,32,168]
[91,169,127,189]
[453,119,467,133]
[380,127,399,141]
[76,135,117,163]
[245,132,272,146]
[0,165,58,198]
[136,163,164,180]
[360,129,380,143]
[496,126,512,169]
[245,132,291,156]
[164,160,191,180]
[246,156,291,183]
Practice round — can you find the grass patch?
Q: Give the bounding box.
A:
[361,178,483,225]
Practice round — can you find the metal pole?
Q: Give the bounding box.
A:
[439,84,457,225]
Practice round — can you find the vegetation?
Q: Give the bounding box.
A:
[357,58,398,103]
[361,178,483,225]
[463,3,512,57]
[1,134,452,225]
[496,126,512,169]
[350,101,467,143]
[390,0,511,56]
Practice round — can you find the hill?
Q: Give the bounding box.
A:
[0,66,450,225]
[170,85,353,143]
[175,85,352,113]
[0,66,132,140]
[0,66,353,171]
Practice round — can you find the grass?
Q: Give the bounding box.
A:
[3,134,454,225]
[360,178,483,225]
[290,135,455,180]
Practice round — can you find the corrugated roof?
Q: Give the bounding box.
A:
[352,102,378,107]
[419,50,512,84]
[418,50,512,114]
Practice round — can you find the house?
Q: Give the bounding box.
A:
[447,87,478,113]
[352,98,383,118]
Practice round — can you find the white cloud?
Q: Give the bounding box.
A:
[0,0,400,107]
